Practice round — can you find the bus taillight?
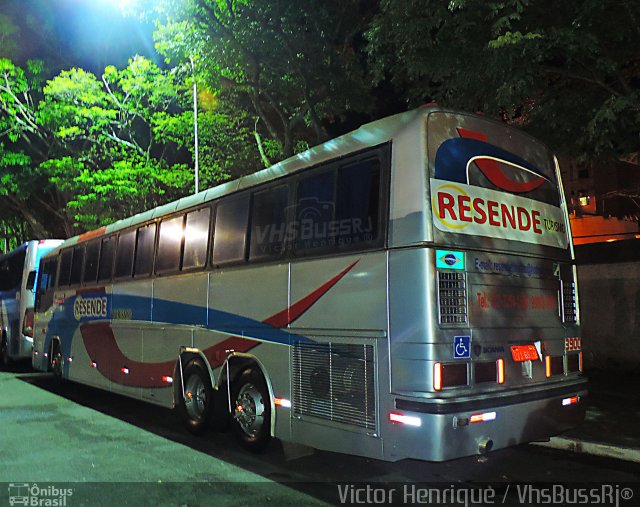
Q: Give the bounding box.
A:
[497,358,505,384]
[22,308,35,338]
[433,362,442,391]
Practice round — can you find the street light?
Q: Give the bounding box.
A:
[189,55,199,194]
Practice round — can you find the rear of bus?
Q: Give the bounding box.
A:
[1,240,62,363]
[385,110,586,461]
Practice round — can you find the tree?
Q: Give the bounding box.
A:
[0,56,249,237]
[149,0,374,160]
[366,0,640,160]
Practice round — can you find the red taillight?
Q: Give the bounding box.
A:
[497,358,505,384]
[579,352,583,372]
[22,308,35,337]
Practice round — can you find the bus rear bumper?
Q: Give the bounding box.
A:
[384,381,588,462]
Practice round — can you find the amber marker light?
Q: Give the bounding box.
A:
[497,358,505,384]
[433,362,442,391]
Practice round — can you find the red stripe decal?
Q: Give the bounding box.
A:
[457,128,545,193]
[80,261,359,387]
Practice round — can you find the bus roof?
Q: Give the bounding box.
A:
[51,107,431,253]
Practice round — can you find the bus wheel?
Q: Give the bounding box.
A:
[0,333,11,370]
[231,367,271,452]
[50,342,63,380]
[179,359,213,435]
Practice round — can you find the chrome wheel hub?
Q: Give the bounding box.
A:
[234,383,265,437]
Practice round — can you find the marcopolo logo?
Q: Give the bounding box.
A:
[73,295,108,321]
[8,483,73,507]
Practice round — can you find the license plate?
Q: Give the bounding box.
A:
[511,344,539,362]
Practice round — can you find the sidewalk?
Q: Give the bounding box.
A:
[532,371,640,463]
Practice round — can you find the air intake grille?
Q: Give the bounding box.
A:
[292,342,376,431]
[560,280,577,323]
[437,271,468,325]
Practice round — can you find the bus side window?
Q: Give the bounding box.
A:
[294,170,336,255]
[156,215,185,274]
[98,237,116,283]
[57,250,73,288]
[114,230,136,279]
[250,185,288,261]
[83,240,100,285]
[212,195,250,266]
[36,258,58,312]
[183,208,210,270]
[69,245,85,286]
[134,223,156,277]
[335,158,381,249]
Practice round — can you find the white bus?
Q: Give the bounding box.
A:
[33,107,586,461]
[0,239,63,367]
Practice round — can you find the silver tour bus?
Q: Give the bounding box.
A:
[1,239,63,367]
[32,107,586,461]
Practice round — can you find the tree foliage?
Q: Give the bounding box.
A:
[0,56,251,238]
[150,0,374,159]
[366,0,640,160]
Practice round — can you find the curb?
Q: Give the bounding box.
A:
[532,437,640,464]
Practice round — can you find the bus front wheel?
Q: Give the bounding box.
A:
[231,367,271,453]
[178,359,214,435]
[0,333,11,369]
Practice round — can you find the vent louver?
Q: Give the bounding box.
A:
[292,342,376,431]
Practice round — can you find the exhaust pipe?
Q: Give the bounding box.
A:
[478,438,494,454]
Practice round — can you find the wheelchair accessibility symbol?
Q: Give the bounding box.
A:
[453,336,471,359]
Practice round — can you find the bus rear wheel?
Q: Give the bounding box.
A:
[178,359,214,435]
[50,341,63,380]
[231,367,271,453]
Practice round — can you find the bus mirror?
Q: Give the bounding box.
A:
[26,270,37,291]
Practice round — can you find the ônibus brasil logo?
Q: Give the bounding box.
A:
[8,483,73,506]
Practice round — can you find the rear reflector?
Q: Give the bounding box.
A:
[470,411,497,423]
[389,412,422,427]
[562,396,580,406]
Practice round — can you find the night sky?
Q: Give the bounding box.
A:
[1,0,158,73]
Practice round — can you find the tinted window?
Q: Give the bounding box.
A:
[335,158,381,248]
[212,195,249,265]
[183,208,210,270]
[69,246,85,286]
[98,237,116,282]
[250,185,288,260]
[83,240,100,284]
[156,215,184,274]
[57,250,73,287]
[0,249,27,290]
[134,223,156,277]
[114,230,136,278]
[294,170,336,254]
[36,258,58,312]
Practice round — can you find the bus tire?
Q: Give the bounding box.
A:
[231,367,271,453]
[0,333,11,370]
[50,341,63,381]
[178,359,214,435]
